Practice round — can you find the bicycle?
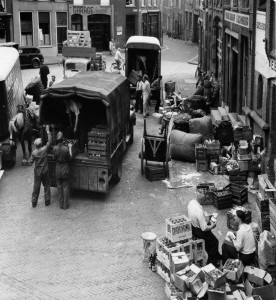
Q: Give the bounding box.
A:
[110,59,125,73]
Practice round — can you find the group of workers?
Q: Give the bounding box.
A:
[135,74,163,118]
[28,99,84,210]
[187,197,256,268]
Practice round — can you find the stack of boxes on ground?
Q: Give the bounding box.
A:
[154,214,276,299]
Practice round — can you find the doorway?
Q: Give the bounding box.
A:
[88,14,110,51]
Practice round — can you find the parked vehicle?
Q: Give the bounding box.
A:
[0,47,25,169]
[125,35,161,83]
[18,46,44,68]
[39,71,136,193]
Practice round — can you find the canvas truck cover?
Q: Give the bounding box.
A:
[126,36,161,51]
[0,47,24,140]
[40,71,130,154]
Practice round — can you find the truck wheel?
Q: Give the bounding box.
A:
[111,159,122,184]
[32,59,41,69]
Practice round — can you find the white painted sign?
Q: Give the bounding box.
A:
[224,10,249,28]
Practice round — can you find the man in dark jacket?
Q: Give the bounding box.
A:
[151,75,163,113]
[29,125,52,207]
[39,64,50,89]
[53,132,72,210]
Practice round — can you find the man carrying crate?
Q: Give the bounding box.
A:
[188,198,222,267]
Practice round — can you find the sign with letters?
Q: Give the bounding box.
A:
[69,5,111,16]
[224,10,249,28]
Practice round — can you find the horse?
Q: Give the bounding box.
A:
[9,105,40,165]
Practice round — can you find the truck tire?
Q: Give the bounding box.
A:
[111,159,122,184]
[1,144,16,168]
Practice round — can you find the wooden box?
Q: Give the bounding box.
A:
[145,165,166,181]
[196,159,208,172]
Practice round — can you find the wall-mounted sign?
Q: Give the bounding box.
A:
[73,0,84,5]
[69,5,112,16]
[117,26,122,36]
[224,10,249,28]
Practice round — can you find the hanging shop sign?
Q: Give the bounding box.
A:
[69,5,112,16]
[224,10,249,28]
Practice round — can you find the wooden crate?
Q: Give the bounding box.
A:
[207,154,220,165]
[166,215,192,243]
[233,126,252,141]
[205,140,221,155]
[145,165,166,181]
[195,144,208,160]
[213,190,233,210]
[196,159,208,172]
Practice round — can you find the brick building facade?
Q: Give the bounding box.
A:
[12,0,161,56]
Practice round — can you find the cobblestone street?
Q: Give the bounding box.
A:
[0,37,257,299]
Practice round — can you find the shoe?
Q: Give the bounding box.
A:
[32,202,37,208]
[45,201,50,206]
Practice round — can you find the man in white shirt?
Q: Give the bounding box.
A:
[187,198,222,267]
[222,210,256,266]
[142,74,151,118]
[114,48,123,70]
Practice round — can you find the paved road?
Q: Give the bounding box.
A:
[0,37,256,299]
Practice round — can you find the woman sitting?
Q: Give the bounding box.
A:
[222,210,256,267]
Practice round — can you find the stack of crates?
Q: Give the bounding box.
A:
[269,198,276,236]
[87,128,109,160]
[90,53,106,71]
[212,189,233,210]
[255,192,270,232]
[226,182,248,206]
[195,144,208,172]
[228,170,248,186]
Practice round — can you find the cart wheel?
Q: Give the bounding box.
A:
[111,159,122,184]
[141,138,144,175]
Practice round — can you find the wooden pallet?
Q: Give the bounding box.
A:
[67,30,91,47]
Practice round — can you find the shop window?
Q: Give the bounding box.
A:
[39,12,51,46]
[71,14,83,31]
[20,12,33,46]
[126,0,135,6]
[224,0,231,6]
[258,0,266,11]
[233,0,238,8]
[257,75,263,111]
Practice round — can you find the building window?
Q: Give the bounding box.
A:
[148,0,152,6]
[39,12,51,46]
[258,0,266,11]
[71,14,83,31]
[233,0,238,7]
[126,0,135,6]
[56,12,67,54]
[100,0,110,5]
[185,12,188,28]
[257,75,263,111]
[142,0,145,7]
[20,12,33,46]
[224,0,231,5]
[154,0,157,6]
[240,0,249,8]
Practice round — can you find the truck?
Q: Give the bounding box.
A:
[0,47,25,170]
[39,71,136,193]
[62,30,105,79]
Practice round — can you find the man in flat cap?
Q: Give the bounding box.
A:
[53,131,72,210]
[29,125,52,207]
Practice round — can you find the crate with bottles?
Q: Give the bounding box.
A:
[165,215,192,243]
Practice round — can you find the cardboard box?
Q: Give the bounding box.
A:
[202,263,227,288]
[170,252,189,274]
[223,259,244,282]
[174,264,204,292]
[244,266,276,300]
[207,283,226,300]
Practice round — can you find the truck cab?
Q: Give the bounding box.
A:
[64,57,91,79]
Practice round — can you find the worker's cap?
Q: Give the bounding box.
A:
[56,131,63,142]
[34,138,42,148]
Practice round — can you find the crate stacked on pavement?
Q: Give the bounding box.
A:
[145,165,166,181]
[226,182,248,206]
[227,206,252,231]
[228,170,248,186]
[255,192,270,232]
[87,128,109,160]
[196,183,216,205]
[212,188,233,210]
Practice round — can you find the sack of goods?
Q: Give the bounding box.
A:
[189,116,213,142]
[170,130,203,162]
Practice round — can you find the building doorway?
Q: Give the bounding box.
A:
[57,12,67,54]
[230,50,238,112]
[88,14,110,51]
[126,15,135,41]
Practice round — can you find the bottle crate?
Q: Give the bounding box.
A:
[196,183,215,205]
[213,189,233,210]
[166,215,192,243]
[196,159,208,172]
[205,140,221,155]
[195,144,208,160]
